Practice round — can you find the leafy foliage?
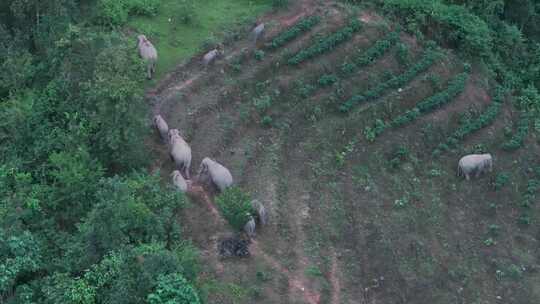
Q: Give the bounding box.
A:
[502,112,531,150]
[147,273,201,304]
[215,187,254,231]
[288,19,362,65]
[269,15,321,49]
[96,0,162,26]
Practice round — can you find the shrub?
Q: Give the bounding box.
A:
[288,20,362,65]
[272,0,289,8]
[96,0,162,26]
[318,74,339,86]
[129,0,162,16]
[147,273,201,304]
[493,172,510,191]
[253,95,272,113]
[254,50,266,61]
[215,187,254,231]
[173,0,196,25]
[269,16,321,49]
[382,0,493,57]
[502,110,531,151]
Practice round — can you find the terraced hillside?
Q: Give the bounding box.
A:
[149,2,540,303]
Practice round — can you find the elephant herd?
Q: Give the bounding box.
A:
[153,114,268,238]
[137,22,265,79]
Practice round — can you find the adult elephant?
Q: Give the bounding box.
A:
[196,157,233,191]
[137,34,158,79]
[457,153,493,180]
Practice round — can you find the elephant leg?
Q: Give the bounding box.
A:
[465,173,470,180]
[184,163,190,180]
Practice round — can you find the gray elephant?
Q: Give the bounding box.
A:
[137,34,158,79]
[244,215,256,238]
[196,157,233,191]
[202,46,223,66]
[458,153,493,180]
[171,170,188,192]
[169,129,192,179]
[250,23,265,47]
[251,199,268,225]
[153,114,169,142]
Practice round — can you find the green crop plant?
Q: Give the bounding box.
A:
[340,29,401,75]
[340,47,441,112]
[434,86,506,155]
[269,15,321,49]
[502,112,531,150]
[288,19,362,65]
[363,68,469,141]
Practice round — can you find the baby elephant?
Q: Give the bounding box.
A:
[202,46,223,66]
[250,23,265,47]
[251,199,268,225]
[137,35,158,79]
[458,153,493,180]
[169,129,192,179]
[197,157,233,191]
[153,115,168,142]
[244,215,256,238]
[171,170,188,192]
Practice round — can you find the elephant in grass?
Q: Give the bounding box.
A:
[137,34,158,79]
[250,23,265,47]
[244,215,256,238]
[168,129,192,179]
[153,114,168,142]
[171,170,188,192]
[457,153,493,180]
[202,46,224,66]
[251,199,268,225]
[196,157,233,191]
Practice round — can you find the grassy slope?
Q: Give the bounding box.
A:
[128,0,271,80]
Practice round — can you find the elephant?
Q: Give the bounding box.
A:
[250,23,265,47]
[153,114,168,142]
[244,215,256,238]
[137,34,158,79]
[202,46,223,66]
[196,157,233,191]
[457,153,493,180]
[171,170,188,192]
[168,129,192,179]
[250,199,268,225]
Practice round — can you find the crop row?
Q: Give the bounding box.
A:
[287,19,362,65]
[433,86,506,155]
[317,29,401,87]
[339,47,441,112]
[269,15,321,49]
[502,111,531,150]
[363,69,470,141]
[341,29,401,75]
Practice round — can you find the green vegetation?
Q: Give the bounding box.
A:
[269,15,321,49]
[215,187,254,231]
[128,0,271,79]
[340,46,441,112]
[434,87,506,155]
[364,69,470,141]
[288,19,362,65]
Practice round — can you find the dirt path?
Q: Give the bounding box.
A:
[329,250,342,304]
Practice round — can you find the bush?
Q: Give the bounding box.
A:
[341,29,400,74]
[272,0,289,8]
[502,112,531,150]
[215,187,254,231]
[174,0,196,25]
[493,172,510,191]
[129,0,162,16]
[96,0,163,26]
[147,273,201,304]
